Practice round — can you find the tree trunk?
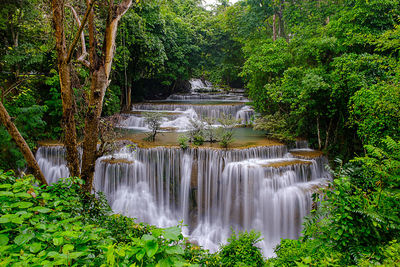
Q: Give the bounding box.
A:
[0,101,48,186]
[81,67,108,192]
[324,118,333,150]
[51,0,81,178]
[317,116,322,150]
[81,0,132,192]
[272,14,277,41]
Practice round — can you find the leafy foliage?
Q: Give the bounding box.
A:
[217,230,265,267]
[0,171,201,266]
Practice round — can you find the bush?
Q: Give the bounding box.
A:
[178,134,189,149]
[0,171,190,266]
[193,134,205,146]
[143,112,163,142]
[218,230,265,267]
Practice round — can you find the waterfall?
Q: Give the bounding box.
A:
[36,146,70,184]
[132,103,245,119]
[36,143,329,257]
[235,105,254,124]
[189,78,214,92]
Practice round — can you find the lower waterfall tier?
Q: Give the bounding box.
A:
[36,144,330,257]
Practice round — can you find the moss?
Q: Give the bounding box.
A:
[101,158,135,164]
[291,150,324,158]
[263,160,312,168]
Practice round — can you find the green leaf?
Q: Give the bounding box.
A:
[165,246,184,255]
[0,184,11,189]
[33,207,52,213]
[163,227,181,241]
[14,232,35,246]
[41,193,51,200]
[30,242,42,253]
[158,257,174,267]
[145,240,158,258]
[47,251,60,258]
[62,244,74,254]
[68,252,84,259]
[10,215,23,224]
[136,249,145,261]
[0,191,14,197]
[17,202,34,209]
[141,234,156,242]
[15,192,32,198]
[0,235,9,246]
[53,237,64,246]
[0,216,10,224]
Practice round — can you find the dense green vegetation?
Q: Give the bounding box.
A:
[1,0,400,265]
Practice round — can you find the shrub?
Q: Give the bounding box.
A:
[143,112,163,142]
[193,134,205,146]
[0,171,190,266]
[178,134,189,149]
[218,230,265,267]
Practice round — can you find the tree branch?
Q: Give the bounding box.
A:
[67,4,90,68]
[66,0,97,64]
[0,101,48,186]
[103,0,133,78]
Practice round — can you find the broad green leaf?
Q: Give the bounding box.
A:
[62,244,74,254]
[30,242,42,253]
[0,191,14,197]
[145,240,158,258]
[0,184,11,189]
[53,237,64,246]
[10,216,23,224]
[165,246,184,255]
[41,193,51,200]
[69,252,84,259]
[142,234,156,242]
[151,228,163,238]
[157,257,174,267]
[163,227,181,241]
[15,192,32,198]
[0,235,9,246]
[0,216,10,224]
[136,248,145,261]
[14,232,35,246]
[47,251,60,258]
[17,202,34,209]
[33,207,52,213]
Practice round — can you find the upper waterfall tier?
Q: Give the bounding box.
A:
[119,80,254,131]
[189,78,214,93]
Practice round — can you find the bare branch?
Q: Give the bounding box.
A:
[66,0,97,64]
[67,4,89,68]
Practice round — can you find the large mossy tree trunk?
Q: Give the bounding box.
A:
[80,0,133,192]
[0,101,48,186]
[51,0,132,192]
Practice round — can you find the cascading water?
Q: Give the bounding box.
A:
[118,78,254,130]
[36,80,330,257]
[36,143,330,257]
[36,146,71,184]
[189,78,214,93]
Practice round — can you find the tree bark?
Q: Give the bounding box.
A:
[317,116,322,150]
[51,0,81,178]
[81,0,132,192]
[324,118,333,150]
[272,14,277,41]
[0,101,48,186]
